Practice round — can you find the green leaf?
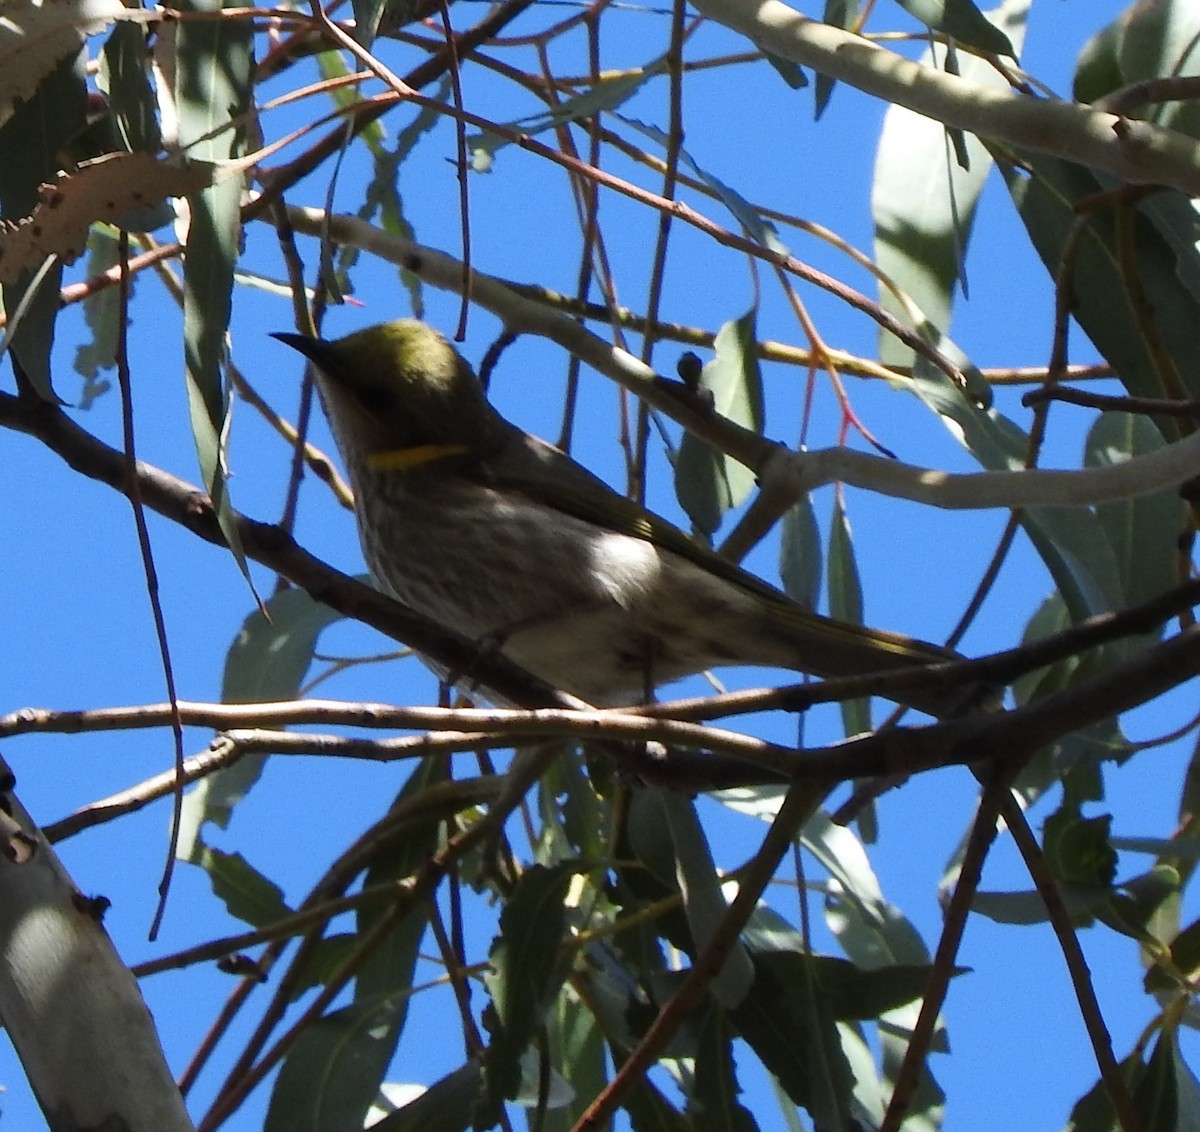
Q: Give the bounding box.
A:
[1065,1050,1141,1132]
[893,0,1016,57]
[971,883,1110,926]
[621,1075,693,1131]
[1067,1026,1200,1131]
[1112,837,1200,861]
[1000,151,1200,410]
[873,0,1029,365]
[1118,0,1200,138]
[621,119,790,256]
[779,495,821,611]
[1148,913,1200,991]
[189,846,292,927]
[176,0,253,580]
[1100,865,1180,945]
[73,228,120,405]
[353,84,449,316]
[180,589,343,846]
[371,1064,482,1132]
[1044,807,1118,887]
[688,1004,759,1131]
[466,66,663,167]
[100,19,161,155]
[351,0,387,45]
[351,760,446,1095]
[658,790,754,1007]
[482,863,576,1117]
[730,950,859,1120]
[1088,413,1187,610]
[540,745,608,863]
[222,587,345,704]
[909,362,1125,620]
[675,309,765,540]
[1134,1025,1200,1130]
[763,53,806,90]
[541,981,607,1131]
[828,498,870,736]
[814,0,858,117]
[265,994,422,1132]
[1073,13,1123,105]
[802,809,931,967]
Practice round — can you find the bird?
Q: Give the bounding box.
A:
[273,319,964,714]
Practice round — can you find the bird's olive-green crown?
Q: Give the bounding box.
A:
[275,320,499,454]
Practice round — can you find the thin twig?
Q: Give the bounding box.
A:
[112,230,186,941]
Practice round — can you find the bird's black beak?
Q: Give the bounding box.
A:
[271,331,334,369]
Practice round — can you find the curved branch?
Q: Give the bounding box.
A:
[692,0,1200,196]
[286,209,1200,510]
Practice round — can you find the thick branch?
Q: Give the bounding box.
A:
[0,766,193,1131]
[691,0,1200,196]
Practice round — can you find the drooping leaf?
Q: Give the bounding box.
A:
[828,497,870,736]
[909,360,1125,622]
[178,588,343,848]
[1133,1025,1200,1130]
[814,0,859,117]
[176,0,253,579]
[0,0,151,130]
[1118,0,1200,138]
[1000,151,1200,412]
[658,790,754,1007]
[687,1004,759,1132]
[73,228,120,405]
[189,846,292,927]
[873,0,1029,365]
[675,309,764,540]
[621,118,791,256]
[779,494,822,611]
[370,1064,482,1132]
[730,950,859,1119]
[265,993,423,1132]
[1087,412,1187,610]
[100,16,162,155]
[222,587,345,705]
[482,863,576,1118]
[892,0,1016,57]
[466,65,664,168]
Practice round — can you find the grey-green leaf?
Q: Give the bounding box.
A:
[779,495,822,611]
[1088,413,1187,612]
[675,309,764,539]
[873,0,1029,366]
[893,0,1016,57]
[828,498,870,736]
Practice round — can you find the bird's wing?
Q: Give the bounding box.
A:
[477,428,954,664]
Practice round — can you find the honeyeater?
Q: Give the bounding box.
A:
[274,320,962,714]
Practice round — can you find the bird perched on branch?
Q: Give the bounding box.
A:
[274,319,962,714]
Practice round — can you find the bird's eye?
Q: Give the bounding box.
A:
[354,384,392,413]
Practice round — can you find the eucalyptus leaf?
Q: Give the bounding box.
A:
[893,0,1015,57]
[873,0,1029,365]
[675,309,764,539]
